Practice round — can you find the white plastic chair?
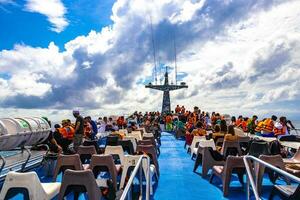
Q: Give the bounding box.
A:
[119,129,128,136]
[130,131,143,141]
[0,171,61,200]
[189,136,206,157]
[104,145,126,165]
[124,136,138,153]
[192,139,217,159]
[198,139,216,150]
[119,155,142,189]
[143,133,154,138]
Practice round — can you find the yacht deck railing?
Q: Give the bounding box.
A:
[120,155,150,200]
[243,155,300,200]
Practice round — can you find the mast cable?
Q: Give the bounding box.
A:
[150,16,157,84]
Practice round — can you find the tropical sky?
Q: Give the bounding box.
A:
[0,0,300,121]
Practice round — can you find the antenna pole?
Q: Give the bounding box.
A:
[150,16,157,84]
[173,31,177,85]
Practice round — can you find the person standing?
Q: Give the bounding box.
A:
[73,110,84,152]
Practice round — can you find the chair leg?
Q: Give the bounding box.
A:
[193,154,202,172]
[120,166,129,189]
[237,172,244,185]
[209,173,215,183]
[268,187,276,200]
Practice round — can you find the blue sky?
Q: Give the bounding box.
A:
[0,0,115,50]
[0,0,299,121]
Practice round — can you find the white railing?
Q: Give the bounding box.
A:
[243,155,300,200]
[120,155,150,200]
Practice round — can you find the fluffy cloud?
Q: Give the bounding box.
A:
[25,0,68,32]
[0,0,300,120]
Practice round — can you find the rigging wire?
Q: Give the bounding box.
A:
[150,16,157,85]
[173,29,177,85]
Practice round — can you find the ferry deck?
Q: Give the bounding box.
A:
[0,130,299,200]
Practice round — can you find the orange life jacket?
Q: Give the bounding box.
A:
[166,116,172,123]
[255,121,264,132]
[192,128,206,136]
[274,123,287,136]
[58,126,75,139]
[241,121,248,132]
[236,119,242,127]
[175,107,181,113]
[262,118,274,132]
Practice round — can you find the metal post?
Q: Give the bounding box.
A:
[246,173,250,200]
[139,162,143,198]
[146,157,150,200]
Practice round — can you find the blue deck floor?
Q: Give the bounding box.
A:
[153,132,280,200]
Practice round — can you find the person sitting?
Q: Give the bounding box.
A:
[274,116,288,137]
[236,115,243,127]
[261,115,277,137]
[212,124,225,140]
[84,117,93,139]
[224,125,239,142]
[220,119,228,133]
[241,117,249,132]
[57,121,74,153]
[255,119,266,136]
[127,121,138,132]
[191,121,206,136]
[86,116,97,140]
[230,116,236,126]
[247,115,258,135]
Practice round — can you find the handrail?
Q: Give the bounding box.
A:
[120,155,150,200]
[20,147,31,172]
[0,155,5,174]
[243,155,300,200]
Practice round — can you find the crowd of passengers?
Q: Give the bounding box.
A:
[163,105,299,198]
[164,105,297,142]
[43,110,163,154]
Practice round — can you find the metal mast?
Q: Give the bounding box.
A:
[146,67,188,114]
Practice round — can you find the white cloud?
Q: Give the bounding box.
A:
[1,0,300,120]
[25,0,68,33]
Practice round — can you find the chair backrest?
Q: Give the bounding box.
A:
[138,139,152,146]
[143,133,154,138]
[83,140,100,153]
[191,136,206,149]
[221,141,242,157]
[105,145,125,165]
[256,154,288,195]
[119,129,128,135]
[58,169,101,200]
[130,131,142,141]
[118,139,135,155]
[106,135,119,146]
[0,171,47,200]
[238,136,250,143]
[234,127,246,137]
[124,136,137,152]
[77,145,97,163]
[215,137,224,147]
[292,147,300,161]
[89,154,118,190]
[223,156,245,174]
[199,139,216,150]
[137,144,159,175]
[248,140,270,157]
[53,154,83,181]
